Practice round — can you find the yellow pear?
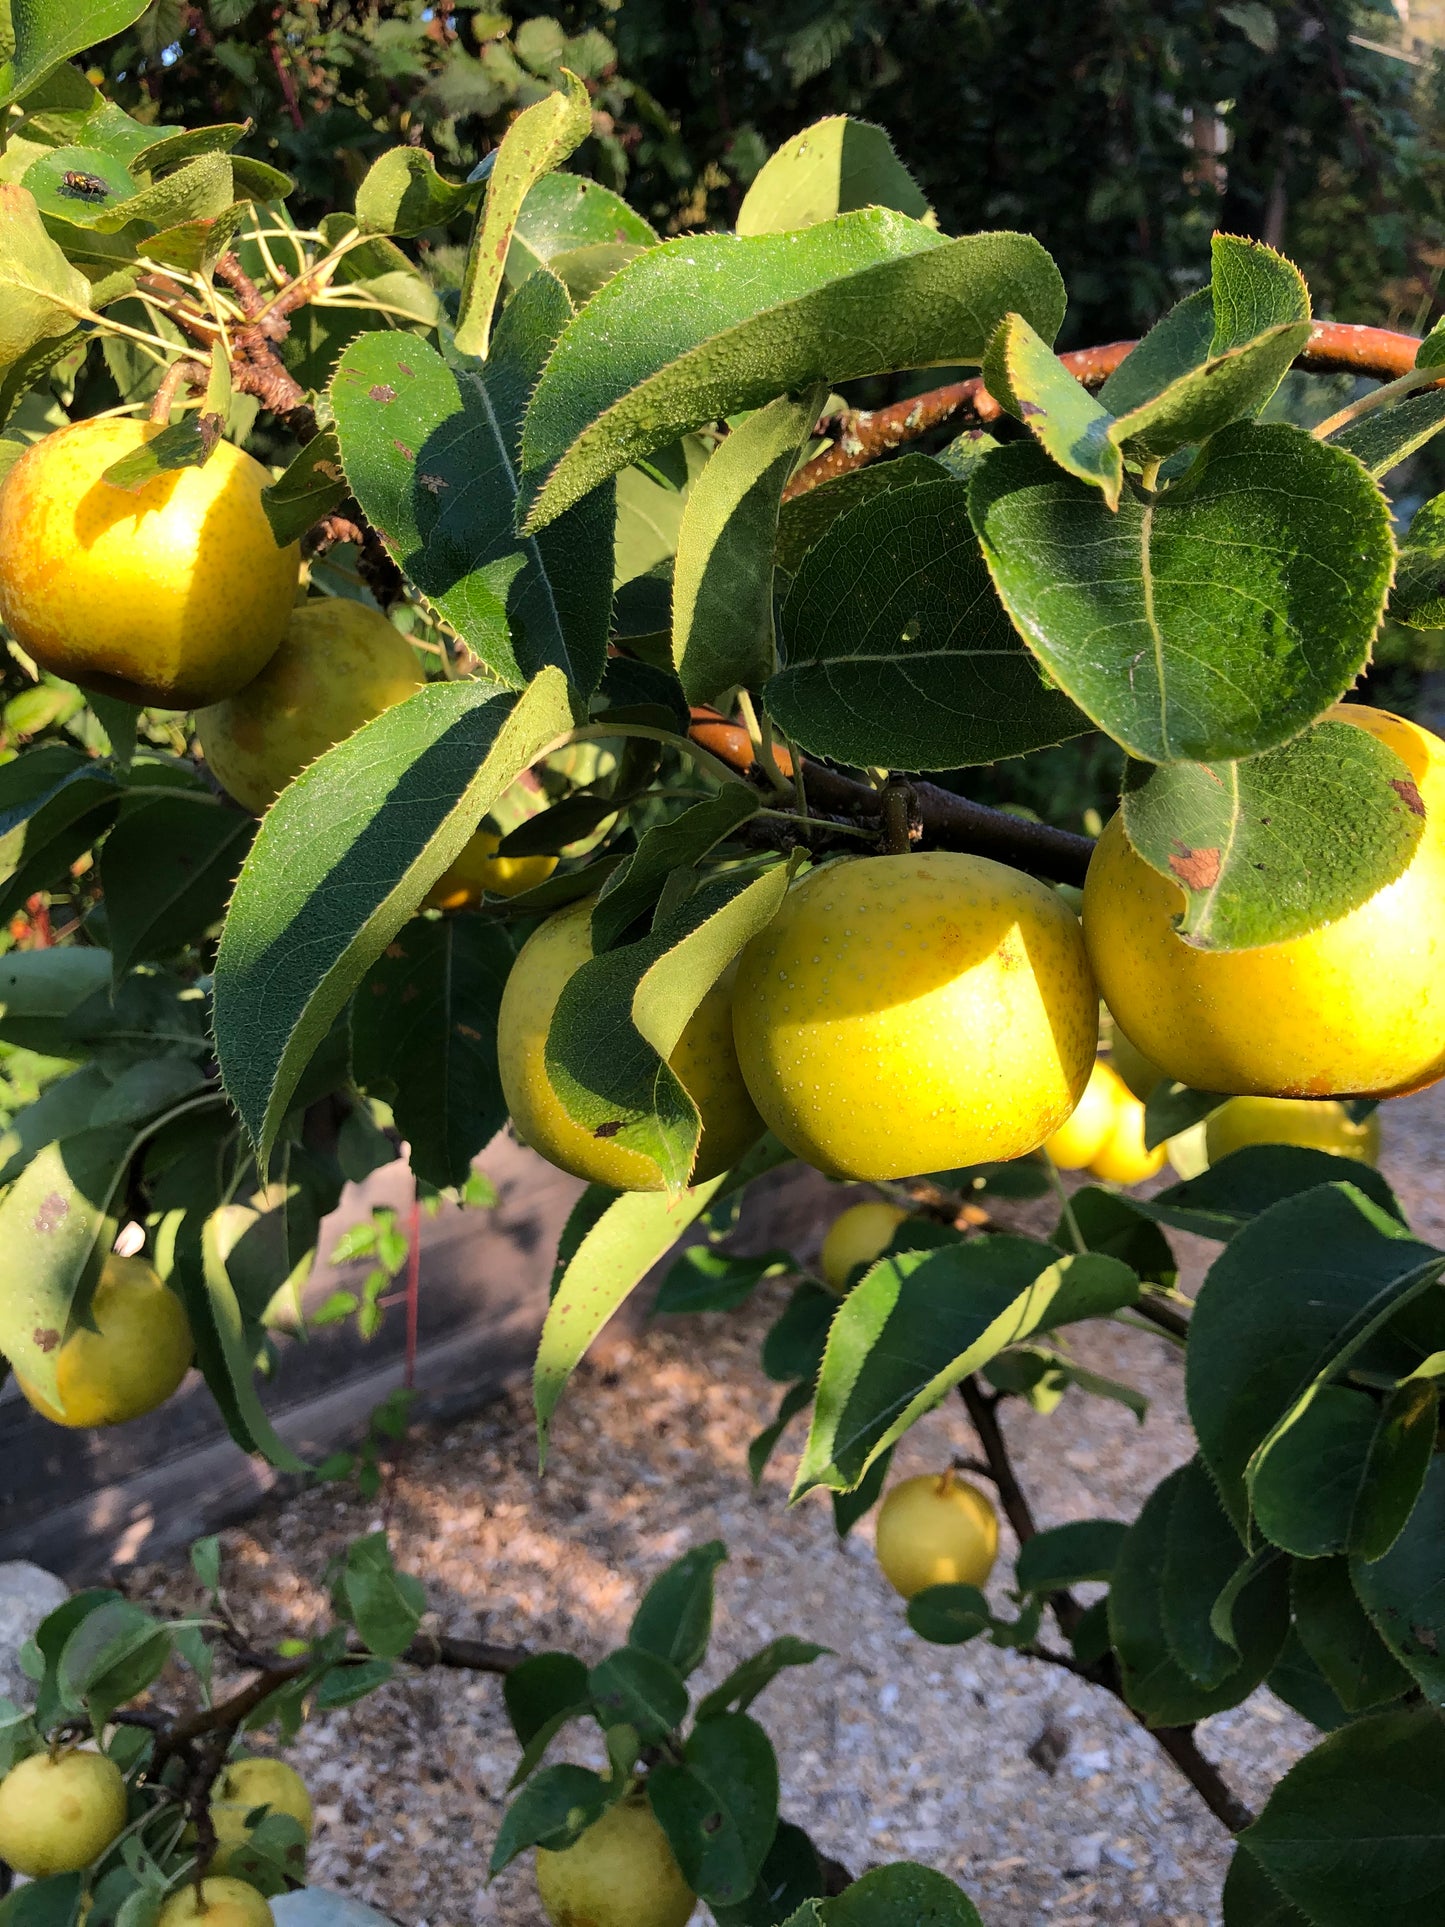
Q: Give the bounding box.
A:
[819,1200,908,1292]
[1087,1092,1167,1185]
[426,827,558,909]
[0,417,298,708]
[498,898,763,1190]
[209,1756,313,1874]
[732,853,1097,1180]
[1045,1057,1127,1170]
[1204,1095,1381,1167]
[537,1795,694,1927]
[0,1747,127,1876]
[197,598,422,812]
[156,1879,275,1926]
[874,1471,999,1599]
[1083,706,1445,1099]
[1109,1028,1165,1102]
[15,1253,192,1427]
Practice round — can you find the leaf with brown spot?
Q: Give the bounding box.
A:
[369,383,397,404]
[1168,845,1221,891]
[1390,778,1426,819]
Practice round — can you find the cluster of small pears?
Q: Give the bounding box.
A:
[0,1747,311,1923]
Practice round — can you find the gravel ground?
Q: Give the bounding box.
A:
[136,1080,1445,1927]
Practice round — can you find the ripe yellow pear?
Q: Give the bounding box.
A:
[1045,1057,1127,1170]
[0,418,299,708]
[15,1253,192,1427]
[1087,1092,1167,1185]
[1204,1095,1381,1167]
[426,827,558,909]
[820,1200,908,1291]
[536,1795,694,1927]
[196,598,422,812]
[498,898,763,1190]
[731,853,1097,1181]
[0,1747,127,1876]
[874,1471,999,1599]
[157,1880,274,1926]
[1109,1028,1165,1102]
[209,1756,313,1874]
[1083,706,1445,1098]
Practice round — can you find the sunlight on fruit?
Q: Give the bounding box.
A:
[426,828,559,909]
[15,1254,192,1428]
[536,1794,695,1927]
[732,853,1097,1181]
[0,418,298,708]
[820,1200,908,1291]
[0,1748,127,1877]
[1087,1092,1168,1185]
[497,898,763,1189]
[156,1879,275,1926]
[1204,1095,1381,1166]
[874,1471,999,1599]
[210,1756,313,1873]
[197,597,422,813]
[1046,1057,1127,1170]
[1084,708,1445,1099]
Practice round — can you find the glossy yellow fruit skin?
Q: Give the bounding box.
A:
[210,1757,313,1874]
[1084,707,1445,1099]
[157,1879,275,1926]
[426,828,558,910]
[1205,1095,1381,1167]
[1045,1058,1127,1170]
[537,1795,694,1927]
[498,898,763,1190]
[874,1473,999,1599]
[1109,1028,1165,1102]
[820,1201,907,1291]
[1088,1094,1167,1184]
[0,419,299,708]
[732,853,1098,1181]
[15,1254,192,1427]
[197,598,421,813]
[0,1748,127,1876]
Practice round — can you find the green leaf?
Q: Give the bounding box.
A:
[0,754,122,922]
[89,151,234,234]
[521,213,1065,531]
[773,452,945,577]
[455,69,591,360]
[489,1763,610,1874]
[672,388,823,704]
[535,1177,727,1466]
[1330,387,1445,481]
[0,1123,136,1403]
[1185,1183,1445,1531]
[350,914,512,1189]
[546,864,789,1189]
[770,472,1088,769]
[1350,1453,1445,1700]
[0,944,111,1052]
[260,429,349,548]
[588,1646,688,1741]
[629,1540,726,1677]
[1136,1146,1403,1242]
[0,181,88,370]
[695,1636,830,1722]
[1390,491,1445,630]
[761,1279,836,1384]
[1162,1458,1285,1687]
[502,1650,592,1783]
[340,1530,427,1658]
[591,788,761,953]
[1266,1625,1352,1736]
[905,1584,992,1646]
[355,145,477,238]
[1064,1185,1177,1286]
[794,1238,1135,1493]
[1351,1377,1440,1562]
[21,144,134,227]
[56,1595,169,1726]
[832,1441,892,1537]
[332,281,613,693]
[130,121,248,172]
[1014,1519,1128,1594]
[100,413,227,492]
[654,1244,791,1316]
[821,1865,983,1926]
[1241,1706,1445,1926]
[1292,1556,1412,1713]
[648,1712,779,1906]
[748,1380,813,1484]
[506,170,657,290]
[735,115,929,236]
[213,671,572,1160]
[969,423,1394,764]
[1096,289,1215,416]
[102,794,252,974]
[711,1820,826,1927]
[0,321,82,429]
[1251,1385,1386,1558]
[1221,1846,1311,1926]
[1110,1466,1288,1723]
[983,311,1122,503]
[1118,717,1424,950]
[0,0,150,109]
